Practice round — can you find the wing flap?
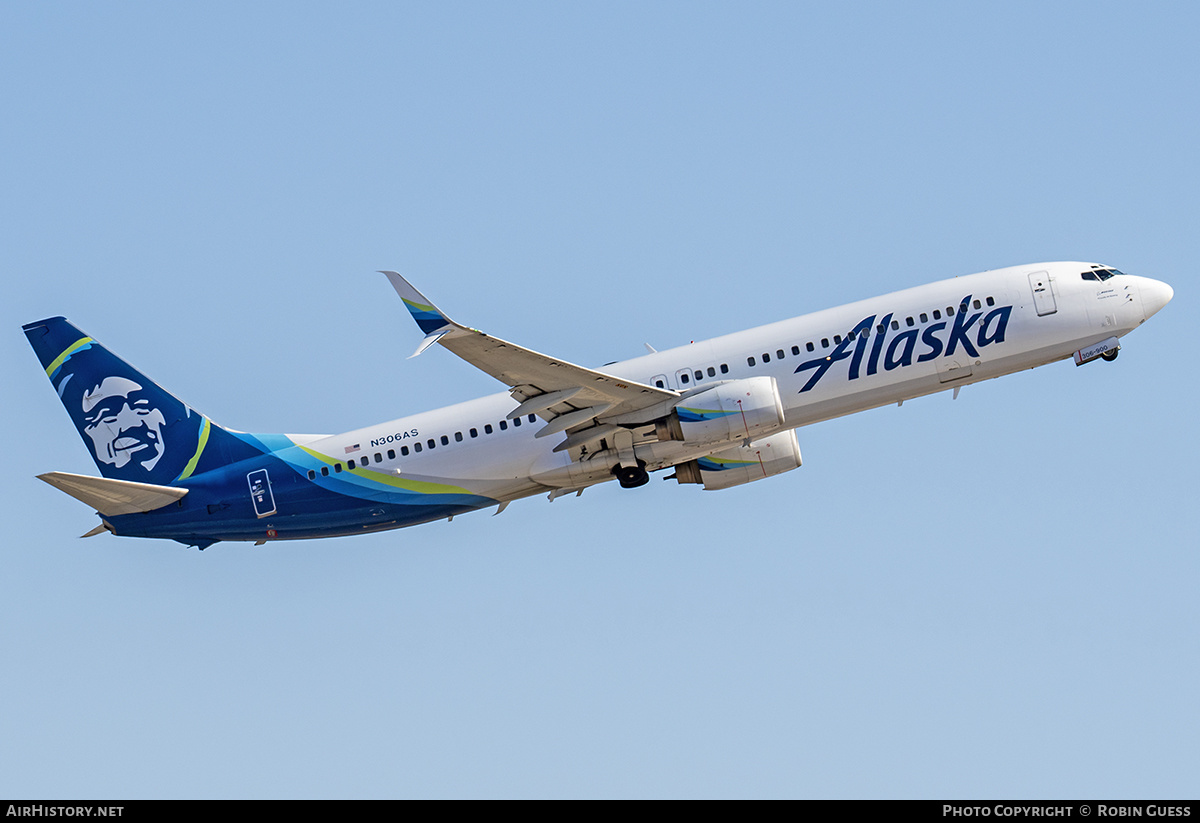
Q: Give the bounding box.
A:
[38,471,188,516]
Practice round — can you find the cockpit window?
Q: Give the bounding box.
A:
[1083,267,1125,281]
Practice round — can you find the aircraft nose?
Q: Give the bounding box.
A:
[1141,277,1174,320]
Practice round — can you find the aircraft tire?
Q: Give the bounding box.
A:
[1102,349,1119,361]
[614,463,650,489]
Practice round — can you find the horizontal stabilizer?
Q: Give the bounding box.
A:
[38,471,188,516]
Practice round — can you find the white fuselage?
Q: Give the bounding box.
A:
[306,262,1170,506]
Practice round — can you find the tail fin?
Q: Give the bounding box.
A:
[23,317,263,486]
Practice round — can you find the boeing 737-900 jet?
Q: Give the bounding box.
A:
[24,262,1172,549]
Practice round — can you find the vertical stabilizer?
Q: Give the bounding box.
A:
[23,317,264,485]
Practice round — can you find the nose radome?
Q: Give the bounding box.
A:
[1141,278,1174,319]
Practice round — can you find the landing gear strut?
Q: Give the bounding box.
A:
[613,462,650,489]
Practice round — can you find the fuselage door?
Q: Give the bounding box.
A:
[247,469,277,518]
[1028,271,1057,316]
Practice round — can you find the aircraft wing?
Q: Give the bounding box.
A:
[381,271,679,438]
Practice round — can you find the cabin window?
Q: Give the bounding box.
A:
[413,442,422,453]
[528,414,536,423]
[791,346,800,356]
[485,424,493,434]
[833,336,841,345]
[776,349,785,359]
[348,459,356,469]
[946,306,954,316]
[933,310,941,320]
[747,356,756,366]
[762,353,770,363]
[680,372,690,383]
[807,342,815,352]
[360,455,369,466]
[469,428,478,438]
[694,370,703,381]
[512,416,521,427]
[973,299,981,309]
[876,324,885,335]
[321,466,329,477]
[655,378,665,387]
[920,312,928,323]
[720,363,729,374]
[399,446,407,456]
[986,296,995,306]
[707,366,716,377]
[308,470,316,480]
[389,449,397,459]
[375,452,382,462]
[906,317,915,327]
[847,332,856,342]
[427,439,436,449]
[455,431,463,442]
[334,463,343,473]
[891,320,899,331]
[440,434,450,444]
[499,420,508,431]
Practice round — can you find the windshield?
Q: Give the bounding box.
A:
[1081,267,1125,281]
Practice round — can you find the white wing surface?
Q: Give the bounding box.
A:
[380,271,679,436]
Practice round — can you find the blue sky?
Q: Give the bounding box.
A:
[2,1,1197,798]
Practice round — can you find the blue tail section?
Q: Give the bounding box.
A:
[23,317,268,486]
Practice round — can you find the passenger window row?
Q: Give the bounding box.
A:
[744,296,997,367]
[307,413,540,479]
[666,363,731,387]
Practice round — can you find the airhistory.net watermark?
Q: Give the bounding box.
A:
[6,807,123,817]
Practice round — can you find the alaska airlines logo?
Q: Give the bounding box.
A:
[81,376,168,471]
[795,295,1012,393]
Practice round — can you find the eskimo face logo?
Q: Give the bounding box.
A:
[81,376,167,471]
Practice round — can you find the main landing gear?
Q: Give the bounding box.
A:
[1102,349,1119,362]
[613,462,650,489]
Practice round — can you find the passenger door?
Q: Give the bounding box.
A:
[1028,271,1057,316]
[247,469,277,518]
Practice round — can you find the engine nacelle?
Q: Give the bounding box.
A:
[674,429,802,490]
[665,376,785,446]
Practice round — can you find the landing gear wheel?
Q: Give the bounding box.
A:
[1102,349,1119,362]
[613,462,650,489]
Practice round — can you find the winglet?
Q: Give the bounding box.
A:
[409,328,451,359]
[380,271,455,336]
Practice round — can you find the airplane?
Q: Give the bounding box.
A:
[23,261,1172,550]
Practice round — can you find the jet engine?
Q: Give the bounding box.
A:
[672,429,802,490]
[656,376,785,446]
